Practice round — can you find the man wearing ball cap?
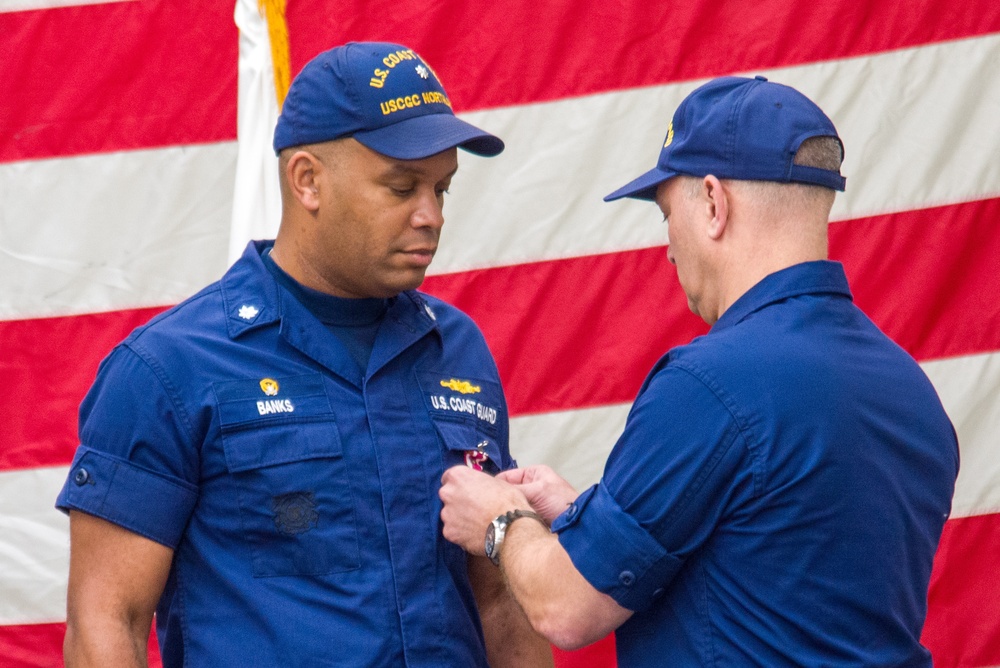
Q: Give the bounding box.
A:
[440,76,958,666]
[59,42,551,667]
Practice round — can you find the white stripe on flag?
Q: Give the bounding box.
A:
[0,0,134,13]
[441,33,1000,273]
[3,34,999,320]
[229,0,282,264]
[0,466,69,625]
[511,403,630,491]
[1,143,236,321]
[923,351,1000,519]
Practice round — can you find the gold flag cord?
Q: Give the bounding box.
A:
[258,0,291,108]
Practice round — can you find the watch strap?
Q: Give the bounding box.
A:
[504,509,547,527]
[486,509,548,566]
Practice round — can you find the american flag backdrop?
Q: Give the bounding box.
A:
[2,1,999,666]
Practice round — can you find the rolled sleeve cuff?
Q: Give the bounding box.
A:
[553,483,683,612]
[56,447,198,549]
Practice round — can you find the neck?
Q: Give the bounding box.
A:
[709,229,828,324]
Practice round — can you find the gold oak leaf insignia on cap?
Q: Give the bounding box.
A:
[663,121,674,148]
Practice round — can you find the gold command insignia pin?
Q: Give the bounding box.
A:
[260,378,280,396]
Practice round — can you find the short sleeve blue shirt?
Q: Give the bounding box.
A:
[57,241,513,667]
[553,261,959,667]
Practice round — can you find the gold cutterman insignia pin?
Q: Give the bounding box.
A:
[440,379,481,394]
[259,378,280,396]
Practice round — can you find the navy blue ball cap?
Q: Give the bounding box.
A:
[605,76,846,202]
[273,42,504,159]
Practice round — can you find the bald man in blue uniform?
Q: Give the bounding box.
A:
[439,76,958,666]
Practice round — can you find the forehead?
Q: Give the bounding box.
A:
[343,138,458,177]
[654,177,683,211]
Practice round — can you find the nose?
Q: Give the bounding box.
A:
[411,190,445,230]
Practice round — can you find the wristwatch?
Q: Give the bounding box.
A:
[485,509,547,566]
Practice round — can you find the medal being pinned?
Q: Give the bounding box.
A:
[464,440,490,471]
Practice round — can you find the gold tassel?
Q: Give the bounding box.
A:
[258,0,291,108]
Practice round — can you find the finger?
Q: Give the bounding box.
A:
[496,468,526,484]
[441,463,472,486]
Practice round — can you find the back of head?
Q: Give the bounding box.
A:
[273,42,504,160]
[604,76,846,202]
[725,134,843,219]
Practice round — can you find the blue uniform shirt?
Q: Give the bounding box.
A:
[57,241,513,667]
[554,261,959,667]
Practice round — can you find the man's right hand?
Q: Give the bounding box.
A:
[497,465,579,523]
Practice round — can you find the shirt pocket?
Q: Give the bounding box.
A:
[416,371,505,474]
[216,375,360,577]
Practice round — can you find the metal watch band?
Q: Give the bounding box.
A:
[486,509,548,566]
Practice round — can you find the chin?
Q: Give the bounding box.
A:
[381,274,426,297]
[402,270,429,291]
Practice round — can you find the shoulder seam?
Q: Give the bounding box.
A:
[121,340,200,449]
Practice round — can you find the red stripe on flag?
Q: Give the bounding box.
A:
[923,512,1000,667]
[2,307,167,471]
[832,197,1000,363]
[426,246,708,415]
[285,0,1000,110]
[0,0,237,163]
[553,634,616,668]
[0,623,65,668]
[0,622,162,668]
[4,199,1000,471]
[4,0,1000,162]
[425,197,1000,415]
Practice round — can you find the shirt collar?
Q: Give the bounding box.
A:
[219,240,441,378]
[221,240,283,339]
[711,260,853,334]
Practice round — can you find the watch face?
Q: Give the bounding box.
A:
[485,521,497,558]
[486,516,506,565]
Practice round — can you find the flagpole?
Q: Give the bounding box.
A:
[229,0,289,264]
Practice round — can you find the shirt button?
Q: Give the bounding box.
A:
[619,570,635,586]
[565,503,578,518]
[73,468,90,486]
[652,587,666,599]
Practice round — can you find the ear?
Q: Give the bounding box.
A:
[285,150,323,212]
[702,175,729,240]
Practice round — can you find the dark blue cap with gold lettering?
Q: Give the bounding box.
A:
[273,42,504,159]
